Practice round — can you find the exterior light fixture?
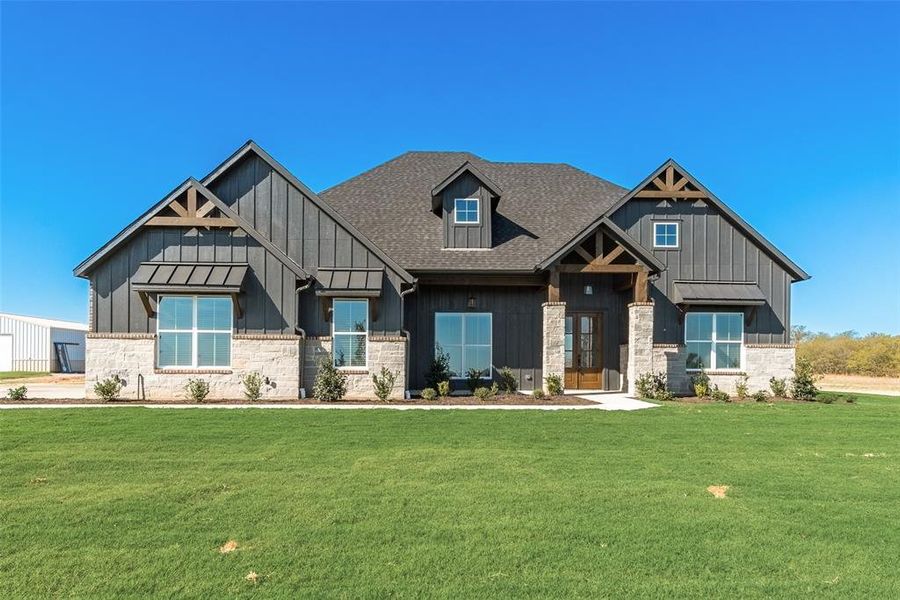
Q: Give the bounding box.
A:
[584,285,594,296]
[467,295,476,309]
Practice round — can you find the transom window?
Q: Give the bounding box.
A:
[654,221,679,248]
[157,296,232,368]
[454,198,480,224]
[685,312,743,371]
[333,299,368,368]
[435,313,492,377]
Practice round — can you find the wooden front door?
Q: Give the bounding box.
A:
[564,313,603,390]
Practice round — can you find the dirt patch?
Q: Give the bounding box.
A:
[707,485,729,499]
[818,374,900,396]
[245,571,259,584]
[219,540,239,554]
[2,374,84,384]
[3,395,593,406]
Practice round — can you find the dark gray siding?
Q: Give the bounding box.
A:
[441,172,492,249]
[91,152,405,336]
[610,199,792,344]
[405,284,543,391]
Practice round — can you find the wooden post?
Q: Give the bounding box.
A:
[634,268,649,303]
[548,268,560,302]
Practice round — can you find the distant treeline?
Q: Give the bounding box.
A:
[793,327,900,377]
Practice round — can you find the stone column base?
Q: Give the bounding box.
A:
[541,302,566,393]
[626,302,655,397]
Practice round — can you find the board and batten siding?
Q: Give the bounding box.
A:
[609,199,792,344]
[441,172,492,249]
[90,152,405,337]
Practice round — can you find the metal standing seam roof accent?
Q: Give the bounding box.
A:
[314,268,384,297]
[131,262,249,292]
[673,281,767,305]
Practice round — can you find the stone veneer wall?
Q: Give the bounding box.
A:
[85,333,301,400]
[626,302,655,397]
[303,336,407,400]
[541,302,566,393]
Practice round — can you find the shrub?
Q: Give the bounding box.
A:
[545,373,563,396]
[313,359,347,402]
[498,366,517,394]
[372,367,398,402]
[94,375,124,402]
[844,395,857,404]
[751,390,769,403]
[655,389,676,402]
[425,345,452,389]
[241,372,266,401]
[635,371,668,400]
[710,385,730,402]
[791,357,819,401]
[532,388,545,400]
[184,378,210,403]
[421,387,437,401]
[692,370,710,398]
[735,375,749,400]
[466,368,486,393]
[769,377,788,398]
[473,383,499,401]
[6,386,27,400]
[437,380,450,398]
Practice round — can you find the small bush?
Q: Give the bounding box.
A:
[655,389,676,402]
[710,385,730,402]
[313,359,348,402]
[769,377,788,398]
[6,386,27,400]
[372,367,398,402]
[241,372,266,401]
[184,378,210,403]
[474,383,499,401]
[735,375,749,400]
[532,388,545,400]
[498,366,517,394]
[635,371,668,400]
[426,345,452,389]
[791,357,819,401]
[692,370,710,398]
[421,387,437,401]
[751,390,769,403]
[437,380,450,398]
[545,373,563,396]
[844,395,857,404]
[94,375,124,402]
[819,395,835,404]
[466,368,486,393]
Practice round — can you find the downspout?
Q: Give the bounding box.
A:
[399,280,418,397]
[294,278,315,397]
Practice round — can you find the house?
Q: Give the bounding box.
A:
[0,313,87,373]
[74,141,808,400]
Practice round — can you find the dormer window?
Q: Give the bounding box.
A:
[454,198,480,224]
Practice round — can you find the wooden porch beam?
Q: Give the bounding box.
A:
[146,216,237,227]
[599,244,626,265]
[558,263,643,274]
[186,187,198,217]
[634,190,707,198]
[548,269,560,302]
[195,200,216,218]
[634,269,649,302]
[574,244,594,263]
[168,199,188,217]
[665,165,674,189]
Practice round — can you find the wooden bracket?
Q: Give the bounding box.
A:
[744,305,758,326]
[231,292,243,319]
[320,297,333,322]
[138,291,156,318]
[370,298,379,323]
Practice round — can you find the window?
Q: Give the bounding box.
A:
[685,312,743,370]
[435,313,492,377]
[157,296,232,368]
[454,198,480,224]
[654,221,679,248]
[333,299,368,368]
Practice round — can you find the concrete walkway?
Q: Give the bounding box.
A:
[576,393,660,411]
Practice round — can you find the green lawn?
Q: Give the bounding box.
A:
[2,396,898,598]
[0,371,48,381]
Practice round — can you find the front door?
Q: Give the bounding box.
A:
[564,313,603,390]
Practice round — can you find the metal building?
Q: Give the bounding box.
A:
[0,313,87,373]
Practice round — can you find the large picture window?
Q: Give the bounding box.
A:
[685,312,743,370]
[333,299,368,368]
[157,296,232,368]
[435,313,492,377]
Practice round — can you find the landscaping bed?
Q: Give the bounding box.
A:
[1,394,592,406]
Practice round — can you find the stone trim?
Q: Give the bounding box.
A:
[653,343,682,349]
[309,336,332,341]
[338,368,369,375]
[233,334,302,340]
[87,332,156,339]
[541,301,566,307]
[690,370,746,376]
[627,301,655,308]
[154,368,233,375]
[745,343,795,349]
[370,335,406,342]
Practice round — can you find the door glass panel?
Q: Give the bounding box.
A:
[564,317,573,368]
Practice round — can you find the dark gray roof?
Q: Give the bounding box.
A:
[315,268,384,297]
[673,281,766,306]
[319,152,627,272]
[132,262,248,293]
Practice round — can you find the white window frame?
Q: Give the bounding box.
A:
[684,311,743,371]
[653,221,679,249]
[332,298,369,369]
[434,312,492,378]
[453,197,480,225]
[157,295,233,369]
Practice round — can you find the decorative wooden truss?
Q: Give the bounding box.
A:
[147,187,237,228]
[634,164,708,199]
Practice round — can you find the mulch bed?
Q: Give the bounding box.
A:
[3,395,594,406]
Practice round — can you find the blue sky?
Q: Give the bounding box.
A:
[1,2,898,334]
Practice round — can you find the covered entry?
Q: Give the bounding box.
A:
[564,312,602,389]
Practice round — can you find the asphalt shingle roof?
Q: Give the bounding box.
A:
[319,152,627,272]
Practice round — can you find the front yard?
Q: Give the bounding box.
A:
[2,395,898,598]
